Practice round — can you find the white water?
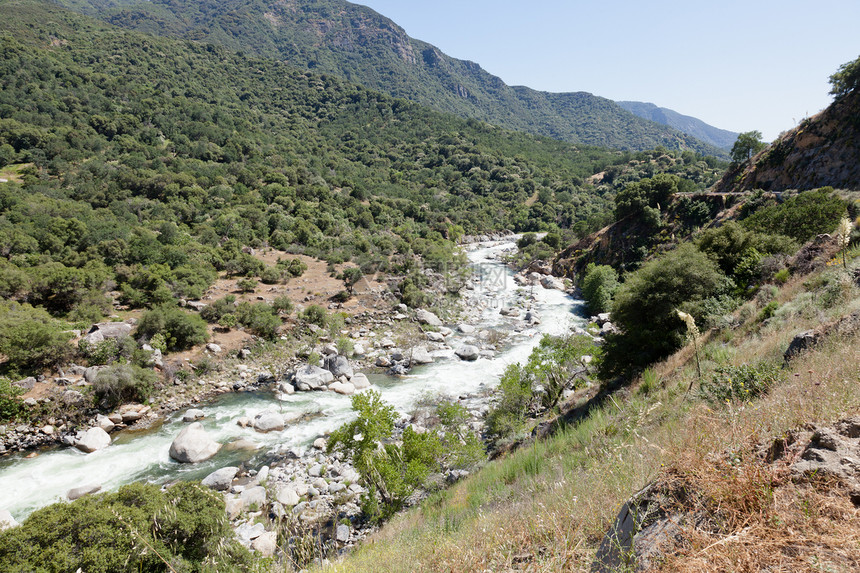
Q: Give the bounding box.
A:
[0,242,584,521]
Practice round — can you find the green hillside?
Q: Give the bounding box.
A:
[50,0,729,157]
[617,101,739,150]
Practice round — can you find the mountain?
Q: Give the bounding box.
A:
[49,0,728,158]
[713,83,860,193]
[616,101,739,150]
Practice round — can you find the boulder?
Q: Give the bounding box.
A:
[95,414,115,433]
[324,354,354,379]
[224,496,244,520]
[240,486,267,509]
[0,510,18,531]
[61,390,85,406]
[415,308,443,326]
[409,346,434,365]
[336,523,350,543]
[294,365,334,391]
[784,330,821,361]
[455,345,480,361]
[202,466,239,491]
[329,381,355,395]
[426,331,445,343]
[540,275,566,290]
[276,486,300,506]
[168,422,221,463]
[276,381,295,395]
[352,343,366,356]
[457,324,476,334]
[253,411,285,433]
[83,367,101,384]
[224,438,260,452]
[375,355,392,368]
[313,437,327,449]
[74,427,112,453]
[82,322,133,345]
[67,483,101,500]
[205,343,222,354]
[13,377,36,390]
[343,374,367,392]
[182,409,205,423]
[251,531,278,557]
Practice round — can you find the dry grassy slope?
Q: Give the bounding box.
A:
[714,89,860,193]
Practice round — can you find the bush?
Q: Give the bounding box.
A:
[0,481,252,573]
[92,363,157,408]
[272,295,294,315]
[236,277,257,293]
[136,305,209,351]
[698,363,781,404]
[77,336,136,366]
[299,304,327,327]
[235,302,281,339]
[0,378,25,422]
[259,265,284,284]
[199,295,236,323]
[599,243,729,379]
[485,364,534,439]
[327,390,441,522]
[0,301,73,374]
[742,189,847,243]
[580,263,619,314]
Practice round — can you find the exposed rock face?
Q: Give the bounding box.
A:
[74,427,112,453]
[415,308,443,326]
[294,365,334,391]
[784,310,860,362]
[168,422,221,463]
[202,467,239,491]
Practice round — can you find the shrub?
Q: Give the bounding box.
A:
[698,363,781,404]
[580,263,619,314]
[282,257,308,278]
[485,364,534,440]
[0,301,73,374]
[236,277,257,293]
[0,482,252,573]
[259,265,283,284]
[235,302,280,339]
[136,305,209,351]
[299,304,327,327]
[92,363,157,408]
[742,189,846,243]
[77,336,135,366]
[327,390,442,522]
[200,295,236,323]
[599,243,729,379]
[272,295,294,315]
[0,378,25,422]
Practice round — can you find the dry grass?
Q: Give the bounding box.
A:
[315,258,860,573]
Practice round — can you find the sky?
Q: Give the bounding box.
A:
[354,0,860,142]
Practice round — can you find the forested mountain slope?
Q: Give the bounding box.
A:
[617,101,739,150]
[50,0,728,157]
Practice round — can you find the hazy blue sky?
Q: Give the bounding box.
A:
[355,0,860,142]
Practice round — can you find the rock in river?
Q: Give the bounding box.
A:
[168,422,221,463]
[74,427,112,453]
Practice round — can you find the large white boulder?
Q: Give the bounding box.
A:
[74,427,112,453]
[253,411,285,433]
[276,486,300,506]
[415,308,442,326]
[202,466,239,491]
[410,346,434,365]
[329,381,355,395]
[350,373,371,390]
[168,422,221,463]
[294,365,334,391]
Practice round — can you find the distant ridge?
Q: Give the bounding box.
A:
[616,101,739,150]
[51,0,728,157]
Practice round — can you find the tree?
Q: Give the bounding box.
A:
[580,263,619,314]
[730,131,766,164]
[829,55,860,99]
[341,266,363,294]
[599,243,729,379]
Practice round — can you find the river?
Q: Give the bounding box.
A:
[0,241,584,522]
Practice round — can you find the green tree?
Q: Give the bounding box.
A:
[829,54,860,98]
[136,305,209,351]
[580,263,619,314]
[327,390,440,521]
[341,266,363,294]
[599,243,729,379]
[0,302,73,374]
[730,130,766,164]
